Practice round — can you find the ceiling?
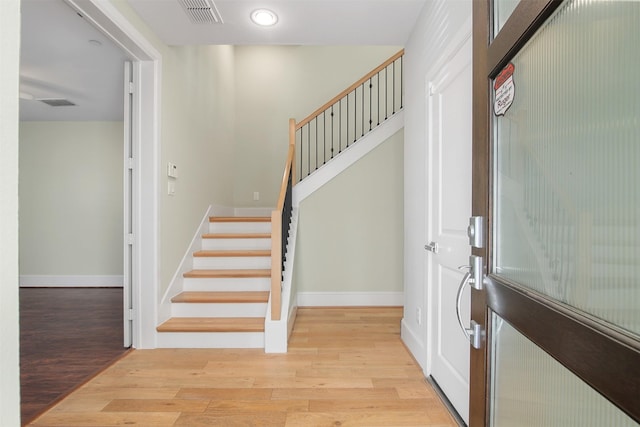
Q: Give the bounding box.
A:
[19,0,425,121]
[127,0,426,46]
[20,0,129,121]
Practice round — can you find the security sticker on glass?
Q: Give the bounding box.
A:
[494,62,515,116]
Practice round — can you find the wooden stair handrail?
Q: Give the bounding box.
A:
[296,49,404,130]
[270,119,296,321]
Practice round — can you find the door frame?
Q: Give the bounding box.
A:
[425,26,473,424]
[65,0,161,349]
[471,0,640,425]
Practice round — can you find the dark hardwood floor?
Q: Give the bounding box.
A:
[20,287,129,426]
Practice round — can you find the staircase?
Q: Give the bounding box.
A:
[156,217,273,348]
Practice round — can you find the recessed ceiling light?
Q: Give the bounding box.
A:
[250,9,278,26]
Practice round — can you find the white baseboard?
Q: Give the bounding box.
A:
[20,275,123,287]
[401,317,427,373]
[297,291,403,307]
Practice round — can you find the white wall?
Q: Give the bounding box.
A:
[159,44,236,294]
[0,0,22,424]
[233,46,401,207]
[294,129,404,305]
[19,121,124,281]
[402,0,472,368]
[108,1,237,296]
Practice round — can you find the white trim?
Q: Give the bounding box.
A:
[66,0,162,349]
[401,317,427,375]
[264,207,299,353]
[20,275,124,288]
[293,111,404,207]
[158,205,214,325]
[297,291,403,307]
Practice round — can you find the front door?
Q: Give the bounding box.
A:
[426,30,472,423]
[470,1,640,425]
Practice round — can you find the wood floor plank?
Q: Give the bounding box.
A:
[30,411,180,426]
[284,411,447,427]
[156,317,265,332]
[202,233,271,239]
[183,269,271,278]
[209,216,271,222]
[193,249,271,257]
[20,288,128,425]
[175,388,273,400]
[270,388,399,401]
[206,399,309,414]
[174,411,287,427]
[102,398,210,413]
[171,291,269,303]
[31,308,458,427]
[308,398,436,412]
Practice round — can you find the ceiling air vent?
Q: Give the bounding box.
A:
[38,98,76,107]
[178,0,223,24]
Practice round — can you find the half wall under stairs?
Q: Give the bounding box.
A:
[157,217,272,348]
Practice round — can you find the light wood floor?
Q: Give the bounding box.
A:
[29,307,457,426]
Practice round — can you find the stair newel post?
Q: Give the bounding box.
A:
[289,118,296,185]
[270,210,282,321]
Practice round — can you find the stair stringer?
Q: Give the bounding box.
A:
[265,207,299,353]
[157,204,234,328]
[293,110,404,206]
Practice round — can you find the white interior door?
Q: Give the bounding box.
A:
[426,33,472,423]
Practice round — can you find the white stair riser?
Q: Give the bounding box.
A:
[156,332,264,349]
[183,277,270,292]
[202,238,271,251]
[209,222,271,234]
[171,302,267,317]
[193,257,271,269]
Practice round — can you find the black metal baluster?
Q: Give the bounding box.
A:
[385,66,389,120]
[339,99,342,153]
[361,83,364,137]
[393,60,396,114]
[330,105,334,159]
[377,72,380,126]
[346,93,350,148]
[353,88,357,140]
[307,122,311,176]
[323,111,326,164]
[369,78,372,132]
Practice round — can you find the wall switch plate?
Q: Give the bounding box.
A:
[416,307,422,325]
[253,191,260,201]
[167,162,178,178]
[168,181,175,196]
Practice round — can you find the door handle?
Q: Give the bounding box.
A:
[424,241,439,253]
[456,265,483,349]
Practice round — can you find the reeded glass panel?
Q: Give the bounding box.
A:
[493,0,520,34]
[490,312,637,426]
[494,0,640,337]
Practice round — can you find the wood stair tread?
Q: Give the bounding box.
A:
[209,216,271,223]
[156,317,265,333]
[193,249,271,257]
[202,233,271,239]
[183,269,271,278]
[171,291,269,303]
